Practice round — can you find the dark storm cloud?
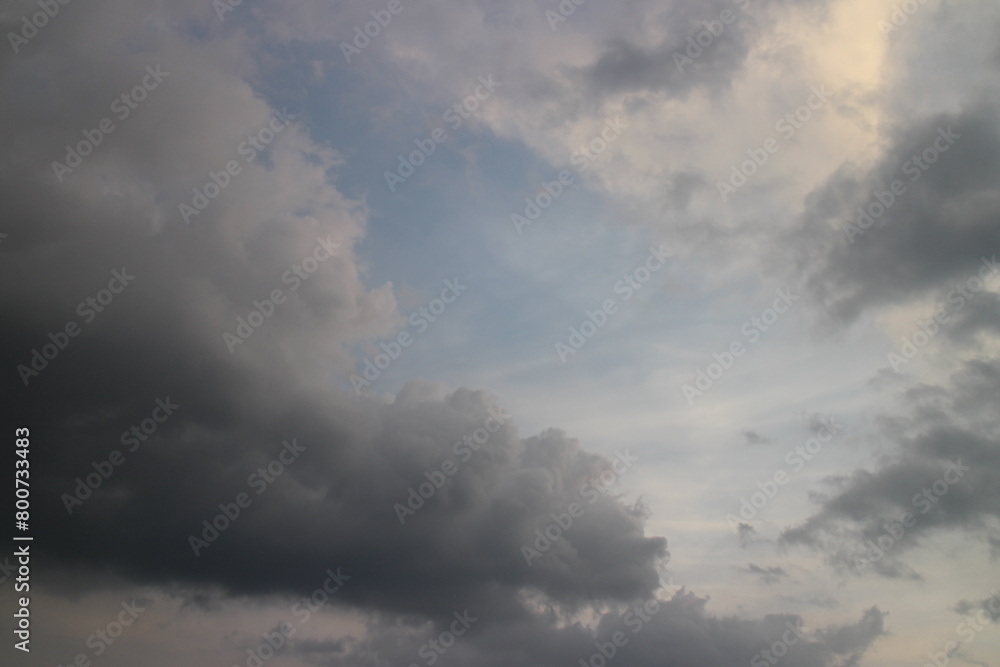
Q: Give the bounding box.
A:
[787,101,1000,325]
[0,2,900,666]
[0,0,667,626]
[281,589,884,667]
[780,359,1000,575]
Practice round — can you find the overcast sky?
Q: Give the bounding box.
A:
[2,1,999,666]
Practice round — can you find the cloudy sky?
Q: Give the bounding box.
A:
[2,0,999,666]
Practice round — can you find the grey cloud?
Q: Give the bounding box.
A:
[945,292,1000,345]
[780,359,1000,576]
[0,0,658,627]
[277,590,883,667]
[813,606,886,667]
[562,0,834,106]
[743,429,771,445]
[868,367,908,390]
[788,102,1000,325]
[953,591,1000,622]
[571,1,758,102]
[738,521,759,548]
[741,563,789,584]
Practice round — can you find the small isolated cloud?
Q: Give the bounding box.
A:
[743,429,771,445]
[739,563,789,585]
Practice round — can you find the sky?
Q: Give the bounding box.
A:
[1,0,999,666]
